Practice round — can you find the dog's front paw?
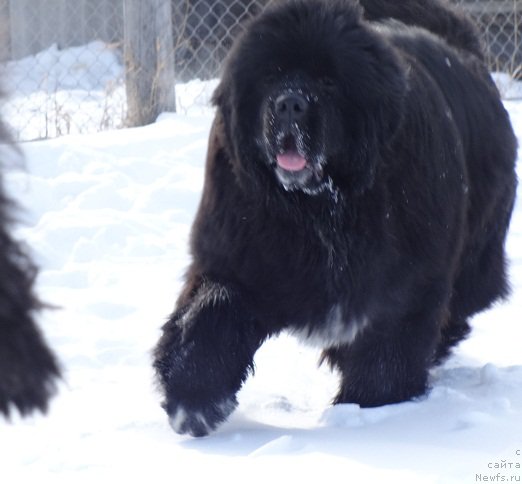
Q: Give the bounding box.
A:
[165,398,237,437]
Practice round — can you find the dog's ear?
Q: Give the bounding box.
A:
[210,79,235,153]
[209,84,268,195]
[338,32,408,193]
[205,110,229,167]
[364,40,408,145]
[211,77,234,122]
[210,81,225,109]
[210,78,250,180]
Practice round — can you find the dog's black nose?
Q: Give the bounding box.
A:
[275,93,308,124]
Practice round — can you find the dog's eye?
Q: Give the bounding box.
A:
[264,70,280,85]
[263,76,279,88]
[319,77,336,91]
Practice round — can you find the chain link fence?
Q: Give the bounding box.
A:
[0,0,520,141]
[459,0,521,75]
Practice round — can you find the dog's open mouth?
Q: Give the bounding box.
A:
[277,151,308,171]
[271,132,331,195]
[276,135,308,172]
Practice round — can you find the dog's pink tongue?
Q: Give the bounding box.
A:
[276,152,307,171]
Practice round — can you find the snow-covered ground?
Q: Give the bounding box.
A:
[1,43,522,483]
[0,42,219,141]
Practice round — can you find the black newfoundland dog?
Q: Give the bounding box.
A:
[0,114,60,417]
[154,0,518,436]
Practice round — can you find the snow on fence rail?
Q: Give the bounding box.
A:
[0,0,520,141]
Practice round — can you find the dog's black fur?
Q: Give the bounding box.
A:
[0,112,60,417]
[154,0,518,436]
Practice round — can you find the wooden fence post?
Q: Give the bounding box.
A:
[123,0,176,127]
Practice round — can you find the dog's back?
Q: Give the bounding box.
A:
[359,0,483,57]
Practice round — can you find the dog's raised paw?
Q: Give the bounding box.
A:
[167,398,237,437]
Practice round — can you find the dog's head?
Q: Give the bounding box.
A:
[213,0,408,197]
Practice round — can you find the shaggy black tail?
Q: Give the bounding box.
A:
[359,0,483,58]
[0,187,61,417]
[0,110,61,417]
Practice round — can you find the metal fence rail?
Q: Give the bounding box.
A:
[0,0,520,141]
